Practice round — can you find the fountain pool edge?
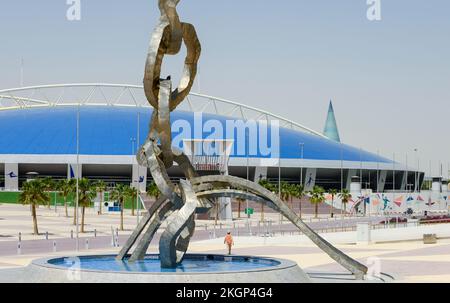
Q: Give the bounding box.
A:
[23,254,311,283]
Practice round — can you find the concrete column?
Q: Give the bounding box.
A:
[356,222,371,245]
[304,168,317,191]
[5,163,19,191]
[377,170,387,192]
[432,177,442,193]
[400,171,407,191]
[346,169,357,190]
[219,165,233,222]
[132,164,147,192]
[67,164,82,179]
[254,166,268,182]
[218,197,233,222]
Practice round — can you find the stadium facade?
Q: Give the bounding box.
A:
[0,84,425,194]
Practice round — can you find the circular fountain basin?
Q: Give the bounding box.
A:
[23,254,311,283]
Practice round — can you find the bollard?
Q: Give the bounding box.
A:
[18,232,21,242]
[45,231,49,240]
[85,239,89,250]
[17,242,21,255]
[71,230,73,239]
[111,227,115,247]
[53,241,57,252]
[94,229,97,238]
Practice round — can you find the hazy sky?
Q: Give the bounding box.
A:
[0,0,449,177]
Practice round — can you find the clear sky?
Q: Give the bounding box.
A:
[0,0,449,177]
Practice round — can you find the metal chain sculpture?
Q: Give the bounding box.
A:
[118,0,368,280]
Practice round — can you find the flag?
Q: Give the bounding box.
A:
[406,196,414,202]
[364,197,370,204]
[69,165,75,179]
[443,196,448,201]
[372,199,380,206]
[417,195,424,202]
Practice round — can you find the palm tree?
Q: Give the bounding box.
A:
[338,189,352,217]
[93,180,107,215]
[57,179,75,217]
[110,184,129,231]
[280,181,292,208]
[329,189,338,218]
[291,184,305,218]
[19,179,50,235]
[78,178,96,233]
[258,179,275,222]
[309,186,326,219]
[236,197,245,219]
[125,186,138,216]
[147,181,161,201]
[41,177,56,209]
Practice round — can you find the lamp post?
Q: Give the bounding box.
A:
[299,143,304,218]
[136,112,141,225]
[414,149,418,192]
[341,143,344,192]
[299,143,304,187]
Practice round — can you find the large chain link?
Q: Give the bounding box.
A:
[143,0,201,112]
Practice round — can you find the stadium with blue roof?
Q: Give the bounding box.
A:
[0,84,424,193]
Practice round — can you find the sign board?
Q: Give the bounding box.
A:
[244,208,254,215]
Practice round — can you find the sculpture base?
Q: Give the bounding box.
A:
[7,254,311,283]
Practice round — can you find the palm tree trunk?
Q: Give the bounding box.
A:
[237,201,241,218]
[131,197,135,216]
[73,202,77,225]
[81,206,85,233]
[330,197,334,218]
[299,198,302,218]
[315,203,318,219]
[120,200,124,231]
[64,197,68,217]
[98,191,103,215]
[31,204,39,235]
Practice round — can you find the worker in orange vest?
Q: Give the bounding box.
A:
[224,232,234,255]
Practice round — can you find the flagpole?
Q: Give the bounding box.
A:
[377,150,380,193]
[75,104,80,252]
[406,153,408,193]
[393,153,395,214]
[136,111,140,225]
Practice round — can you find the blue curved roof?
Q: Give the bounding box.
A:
[0,106,391,163]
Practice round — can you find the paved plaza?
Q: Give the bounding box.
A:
[1,203,449,282]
